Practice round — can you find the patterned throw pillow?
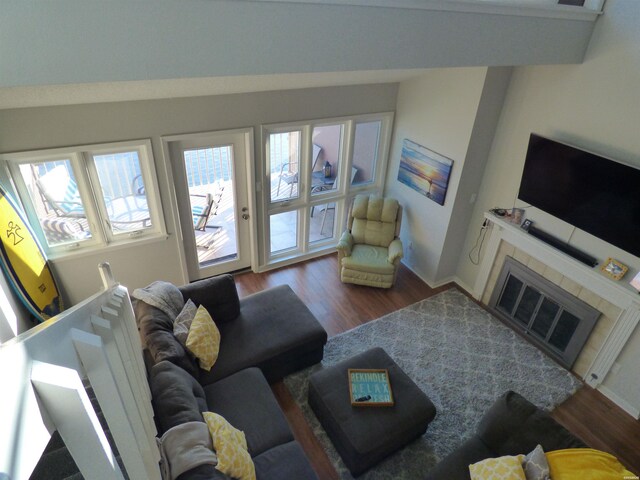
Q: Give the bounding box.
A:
[523,445,550,480]
[185,306,221,371]
[202,412,248,451]
[469,455,526,480]
[202,412,254,480]
[174,299,198,345]
[214,429,255,480]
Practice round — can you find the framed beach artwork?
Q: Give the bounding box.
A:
[397,139,453,206]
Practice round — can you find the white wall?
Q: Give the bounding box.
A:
[0,83,398,306]
[456,0,640,412]
[457,0,640,293]
[384,67,488,284]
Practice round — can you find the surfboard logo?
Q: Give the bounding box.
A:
[7,221,25,246]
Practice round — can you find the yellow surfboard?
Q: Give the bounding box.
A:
[0,185,63,321]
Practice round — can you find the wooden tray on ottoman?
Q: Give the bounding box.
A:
[348,368,394,407]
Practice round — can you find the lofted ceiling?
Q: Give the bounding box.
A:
[0,0,602,109]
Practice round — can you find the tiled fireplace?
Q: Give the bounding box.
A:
[481,242,618,378]
[473,214,640,417]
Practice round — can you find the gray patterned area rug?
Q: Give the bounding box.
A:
[284,288,582,480]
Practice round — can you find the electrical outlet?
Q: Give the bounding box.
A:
[408,241,413,250]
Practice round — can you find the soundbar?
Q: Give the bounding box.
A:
[527,225,598,267]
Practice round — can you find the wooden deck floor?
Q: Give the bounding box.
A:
[233,254,640,478]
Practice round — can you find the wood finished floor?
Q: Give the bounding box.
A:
[233,254,640,478]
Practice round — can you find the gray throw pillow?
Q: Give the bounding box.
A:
[174,299,198,346]
[523,444,550,480]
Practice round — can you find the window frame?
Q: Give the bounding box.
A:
[260,111,394,267]
[2,139,166,258]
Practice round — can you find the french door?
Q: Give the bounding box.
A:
[164,129,254,281]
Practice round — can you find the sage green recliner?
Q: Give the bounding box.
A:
[336,194,403,288]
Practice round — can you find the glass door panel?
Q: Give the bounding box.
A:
[549,311,580,352]
[531,298,560,339]
[311,124,342,197]
[308,205,335,243]
[270,131,301,203]
[351,121,381,186]
[514,286,542,326]
[270,210,298,254]
[183,146,235,267]
[497,275,523,316]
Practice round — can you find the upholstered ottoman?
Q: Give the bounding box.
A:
[308,347,436,476]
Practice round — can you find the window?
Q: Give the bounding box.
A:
[3,140,164,256]
[261,112,393,266]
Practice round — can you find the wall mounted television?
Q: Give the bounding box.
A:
[518,134,640,259]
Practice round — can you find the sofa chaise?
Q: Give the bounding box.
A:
[135,274,328,479]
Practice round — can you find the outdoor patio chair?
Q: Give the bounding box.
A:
[313,167,358,235]
[276,144,322,198]
[36,165,86,219]
[37,165,152,230]
[191,193,215,231]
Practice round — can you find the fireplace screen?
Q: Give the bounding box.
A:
[489,256,600,369]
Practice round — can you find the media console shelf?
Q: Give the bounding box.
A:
[473,212,640,417]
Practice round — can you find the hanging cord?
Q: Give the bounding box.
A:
[469,219,489,265]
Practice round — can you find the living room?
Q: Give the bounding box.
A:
[2,0,640,478]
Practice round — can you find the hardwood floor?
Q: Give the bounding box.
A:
[233,254,640,477]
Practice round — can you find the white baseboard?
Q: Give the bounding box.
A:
[597,385,640,419]
[400,261,471,293]
[452,277,475,297]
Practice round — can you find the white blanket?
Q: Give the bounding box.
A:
[157,421,218,480]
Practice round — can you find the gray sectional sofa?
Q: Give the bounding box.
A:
[425,390,587,480]
[135,274,328,479]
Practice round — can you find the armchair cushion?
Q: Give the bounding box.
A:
[342,245,397,275]
[351,195,399,247]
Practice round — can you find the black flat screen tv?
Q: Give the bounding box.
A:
[518,134,640,258]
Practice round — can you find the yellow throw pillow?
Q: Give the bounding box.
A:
[185,305,221,371]
[546,448,636,480]
[214,429,255,480]
[202,411,248,451]
[469,455,526,480]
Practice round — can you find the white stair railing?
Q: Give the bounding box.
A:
[0,263,161,480]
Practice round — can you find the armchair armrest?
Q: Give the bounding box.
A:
[388,238,403,264]
[337,231,354,257]
[179,274,240,324]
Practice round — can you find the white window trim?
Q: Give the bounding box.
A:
[1,139,166,259]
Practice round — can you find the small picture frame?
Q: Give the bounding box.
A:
[600,257,628,281]
[521,219,533,232]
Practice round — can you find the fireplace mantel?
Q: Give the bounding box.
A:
[473,212,640,417]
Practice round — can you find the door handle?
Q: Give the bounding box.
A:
[242,213,249,220]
